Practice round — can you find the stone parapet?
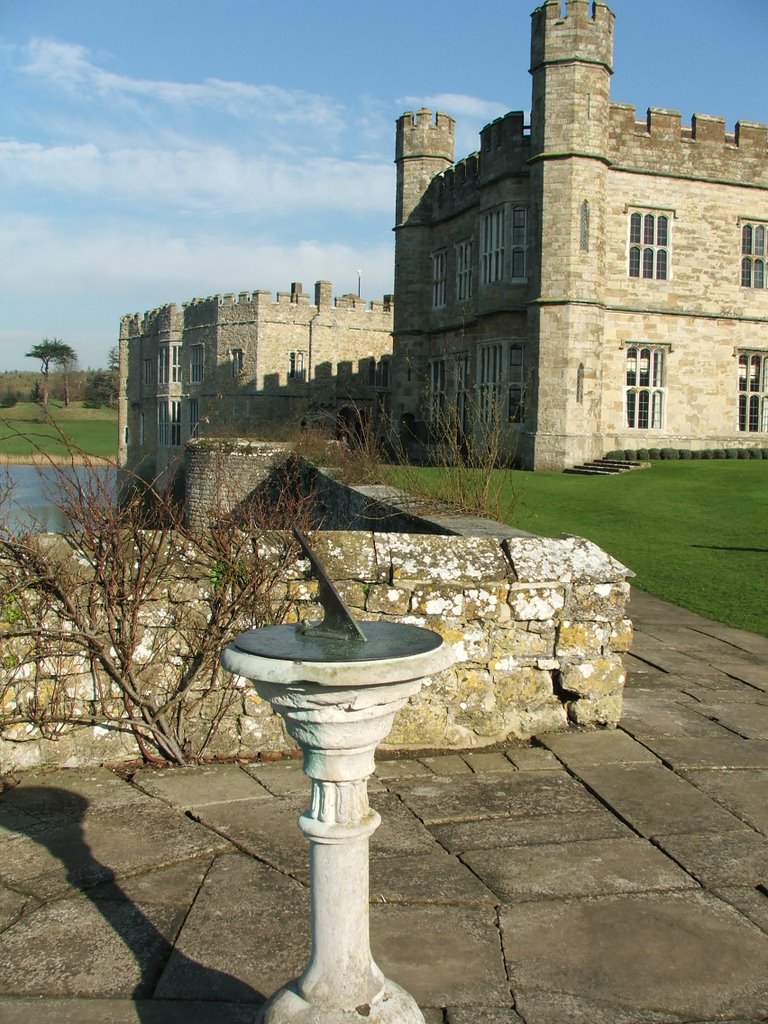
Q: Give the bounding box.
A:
[0,528,633,770]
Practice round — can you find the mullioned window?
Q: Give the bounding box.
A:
[741,224,767,288]
[628,211,669,280]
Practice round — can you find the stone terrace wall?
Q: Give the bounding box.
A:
[0,530,632,770]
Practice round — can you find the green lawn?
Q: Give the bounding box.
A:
[0,402,118,459]
[391,461,768,637]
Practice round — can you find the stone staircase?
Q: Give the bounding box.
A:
[563,457,652,476]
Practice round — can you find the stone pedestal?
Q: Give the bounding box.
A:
[221,631,455,1024]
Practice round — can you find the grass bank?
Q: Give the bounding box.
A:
[0,402,117,460]
[388,461,768,637]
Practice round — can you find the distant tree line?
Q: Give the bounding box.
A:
[0,343,118,410]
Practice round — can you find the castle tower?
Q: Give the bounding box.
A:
[394,109,455,227]
[528,0,615,469]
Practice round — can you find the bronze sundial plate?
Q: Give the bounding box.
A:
[231,620,443,664]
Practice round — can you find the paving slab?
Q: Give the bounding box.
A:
[682,769,768,834]
[461,751,518,774]
[695,702,768,739]
[391,770,604,826]
[0,885,36,931]
[638,735,768,770]
[0,768,149,824]
[430,808,633,855]
[87,857,214,908]
[374,758,436,781]
[654,831,768,887]
[155,852,308,1005]
[501,891,768,1024]
[619,694,734,739]
[716,660,768,691]
[541,730,659,766]
[504,746,563,771]
[189,796,309,880]
[447,1008,524,1023]
[131,764,273,809]
[0,893,185,997]
[370,850,497,905]
[464,838,695,902]
[421,754,474,775]
[574,763,752,837]
[241,759,310,796]
[370,903,511,1007]
[682,680,768,702]
[0,801,231,901]
[0,999,257,1023]
[713,886,768,935]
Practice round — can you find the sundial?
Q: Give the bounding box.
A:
[229,527,443,663]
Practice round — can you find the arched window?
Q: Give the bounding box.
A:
[576,363,584,404]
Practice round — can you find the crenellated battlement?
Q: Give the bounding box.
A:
[609,103,768,183]
[125,282,393,338]
[531,0,614,74]
[396,108,455,162]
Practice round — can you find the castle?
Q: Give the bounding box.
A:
[390,0,768,470]
[118,281,393,482]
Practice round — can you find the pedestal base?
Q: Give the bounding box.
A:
[257,978,425,1024]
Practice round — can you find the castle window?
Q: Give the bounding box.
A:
[508,344,525,424]
[510,206,527,280]
[576,363,585,404]
[740,223,767,288]
[143,358,153,387]
[231,348,244,377]
[628,211,669,280]
[478,342,504,423]
[367,358,377,387]
[157,399,182,447]
[737,352,768,432]
[455,352,470,434]
[189,398,200,439]
[190,345,204,384]
[432,249,447,307]
[376,358,390,389]
[139,411,145,446]
[580,202,590,252]
[456,239,473,302]
[480,208,505,284]
[625,346,665,428]
[428,357,446,423]
[289,351,305,382]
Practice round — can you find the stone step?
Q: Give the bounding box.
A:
[564,459,652,476]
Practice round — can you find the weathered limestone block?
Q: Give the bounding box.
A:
[365,585,411,616]
[450,668,507,737]
[437,623,492,665]
[608,617,634,653]
[240,694,289,752]
[464,584,510,621]
[489,624,556,667]
[502,697,569,738]
[559,656,626,698]
[566,581,631,622]
[333,581,368,610]
[504,535,631,584]
[384,695,449,746]
[567,692,624,728]
[309,531,383,582]
[556,620,610,658]
[410,584,465,618]
[508,583,565,621]
[493,667,556,709]
[382,534,511,582]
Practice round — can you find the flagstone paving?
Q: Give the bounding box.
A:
[1,588,767,1023]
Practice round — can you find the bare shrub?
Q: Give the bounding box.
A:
[0,447,313,765]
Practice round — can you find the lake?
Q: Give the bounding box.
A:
[0,463,116,533]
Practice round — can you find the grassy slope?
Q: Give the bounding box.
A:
[395,462,768,636]
[0,402,118,458]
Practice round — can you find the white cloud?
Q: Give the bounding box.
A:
[20,38,346,132]
[402,92,512,124]
[0,140,394,214]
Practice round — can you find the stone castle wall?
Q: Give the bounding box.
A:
[0,529,632,771]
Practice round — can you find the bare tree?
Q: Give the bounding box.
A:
[0,451,314,764]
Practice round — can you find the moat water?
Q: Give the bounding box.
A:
[2,464,116,533]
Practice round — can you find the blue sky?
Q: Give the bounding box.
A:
[1,0,766,371]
